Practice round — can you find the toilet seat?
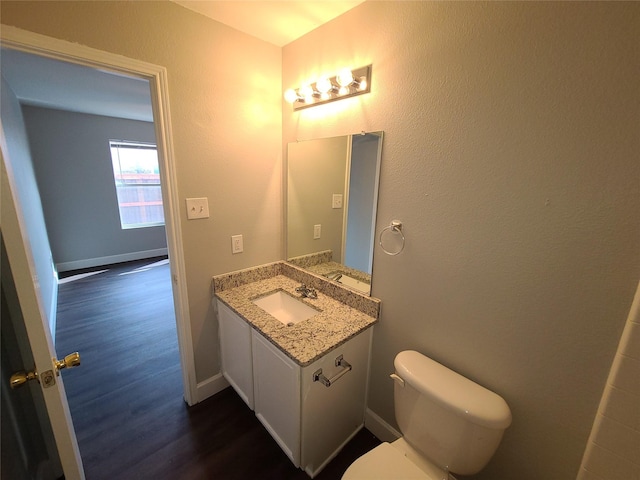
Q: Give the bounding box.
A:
[342,442,435,479]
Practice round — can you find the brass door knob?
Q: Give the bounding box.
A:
[9,352,81,389]
[54,352,81,372]
[10,370,38,389]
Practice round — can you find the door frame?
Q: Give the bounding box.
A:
[0,25,197,406]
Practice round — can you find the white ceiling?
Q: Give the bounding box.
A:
[171,1,364,47]
[1,48,154,122]
[1,1,363,122]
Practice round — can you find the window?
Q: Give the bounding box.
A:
[109,140,164,229]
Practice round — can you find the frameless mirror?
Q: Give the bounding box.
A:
[286,132,383,295]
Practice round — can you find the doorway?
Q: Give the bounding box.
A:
[1,28,196,477]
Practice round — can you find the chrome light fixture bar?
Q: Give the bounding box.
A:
[284,65,372,111]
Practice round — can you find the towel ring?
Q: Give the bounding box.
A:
[379,220,405,256]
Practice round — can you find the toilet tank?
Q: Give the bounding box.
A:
[393,351,512,475]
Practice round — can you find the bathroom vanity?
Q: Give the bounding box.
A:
[214,261,379,478]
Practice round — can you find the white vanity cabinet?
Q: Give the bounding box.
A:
[217,296,373,478]
[217,300,254,409]
[252,327,373,478]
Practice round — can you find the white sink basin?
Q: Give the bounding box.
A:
[252,290,319,326]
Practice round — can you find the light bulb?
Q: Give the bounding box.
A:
[284,88,299,103]
[357,76,367,91]
[299,84,314,103]
[336,68,354,87]
[316,77,332,94]
[338,86,349,96]
[299,84,313,97]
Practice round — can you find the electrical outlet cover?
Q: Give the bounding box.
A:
[231,234,243,254]
[332,194,343,209]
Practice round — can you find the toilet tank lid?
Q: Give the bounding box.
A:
[395,351,512,429]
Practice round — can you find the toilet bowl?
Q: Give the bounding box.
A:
[342,350,512,480]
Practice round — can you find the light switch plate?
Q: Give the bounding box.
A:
[332,194,343,209]
[186,197,209,219]
[313,224,321,239]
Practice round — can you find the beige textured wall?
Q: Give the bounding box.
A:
[283,2,639,479]
[1,1,282,382]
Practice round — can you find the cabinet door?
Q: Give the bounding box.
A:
[301,328,372,477]
[217,300,254,409]
[252,331,301,466]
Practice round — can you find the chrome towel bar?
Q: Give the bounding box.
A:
[313,355,352,387]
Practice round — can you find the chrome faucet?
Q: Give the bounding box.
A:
[295,284,317,299]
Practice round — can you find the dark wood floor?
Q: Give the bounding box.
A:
[55,258,380,479]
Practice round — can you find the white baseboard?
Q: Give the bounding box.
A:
[56,248,168,272]
[364,408,401,443]
[195,373,230,403]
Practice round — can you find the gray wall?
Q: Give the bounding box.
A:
[283,2,640,479]
[22,106,166,271]
[1,77,57,333]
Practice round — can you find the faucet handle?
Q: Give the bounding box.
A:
[295,284,317,298]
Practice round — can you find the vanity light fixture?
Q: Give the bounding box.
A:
[284,65,372,111]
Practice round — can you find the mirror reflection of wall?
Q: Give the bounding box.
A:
[287,132,383,295]
[288,135,349,260]
[344,133,382,273]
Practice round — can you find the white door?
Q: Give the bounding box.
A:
[1,148,84,478]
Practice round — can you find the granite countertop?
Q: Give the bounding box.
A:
[215,274,377,366]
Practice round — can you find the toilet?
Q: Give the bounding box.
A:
[343,350,512,480]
